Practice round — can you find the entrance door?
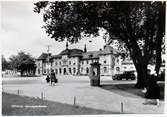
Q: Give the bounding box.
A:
[64,68,67,75]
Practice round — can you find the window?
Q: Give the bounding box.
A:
[73,68,76,74]
[69,68,71,74]
[104,60,106,64]
[81,67,83,72]
[62,59,67,65]
[124,67,127,69]
[59,61,61,65]
[59,68,62,74]
[87,60,89,64]
[89,54,93,58]
[162,60,165,63]
[117,59,119,63]
[64,68,67,75]
[104,67,107,73]
[86,67,89,74]
[55,69,57,74]
[116,67,120,72]
[69,61,71,65]
[38,63,40,66]
[44,69,46,73]
[55,62,57,66]
[38,69,40,74]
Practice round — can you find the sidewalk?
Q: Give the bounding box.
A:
[2,75,164,114]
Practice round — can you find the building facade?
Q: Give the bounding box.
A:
[35,44,123,77]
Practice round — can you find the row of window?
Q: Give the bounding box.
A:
[54,67,77,75]
[54,61,76,66]
[80,67,89,74]
[38,66,121,75]
[81,60,99,65]
[80,67,112,73]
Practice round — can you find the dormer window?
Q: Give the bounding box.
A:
[89,54,93,58]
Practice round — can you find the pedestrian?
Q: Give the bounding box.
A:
[46,74,50,84]
[50,69,57,86]
[143,70,161,105]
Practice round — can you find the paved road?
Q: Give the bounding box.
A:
[2,75,164,114]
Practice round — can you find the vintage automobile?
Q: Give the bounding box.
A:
[113,71,136,80]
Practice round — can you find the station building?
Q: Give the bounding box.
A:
[35,43,123,77]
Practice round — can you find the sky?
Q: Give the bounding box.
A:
[1,1,105,60]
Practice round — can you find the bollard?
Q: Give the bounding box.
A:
[74,96,76,106]
[18,89,20,96]
[41,92,44,100]
[121,102,123,113]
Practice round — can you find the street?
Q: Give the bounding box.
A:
[2,75,164,114]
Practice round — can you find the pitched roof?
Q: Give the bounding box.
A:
[99,45,118,55]
[37,53,50,60]
[51,55,62,59]
[82,51,102,60]
[59,49,83,57]
[36,45,121,61]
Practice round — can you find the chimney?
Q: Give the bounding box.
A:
[66,41,68,50]
[84,44,87,53]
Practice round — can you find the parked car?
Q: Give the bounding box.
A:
[113,71,136,80]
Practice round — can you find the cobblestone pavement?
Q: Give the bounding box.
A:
[2,75,164,114]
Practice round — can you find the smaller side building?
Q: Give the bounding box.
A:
[35,53,51,75]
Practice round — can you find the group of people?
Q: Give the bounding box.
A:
[46,69,58,86]
[143,69,161,106]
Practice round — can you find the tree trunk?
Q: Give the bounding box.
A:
[135,63,147,89]
[21,70,24,77]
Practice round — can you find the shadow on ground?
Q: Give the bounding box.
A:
[100,82,164,100]
[2,92,120,115]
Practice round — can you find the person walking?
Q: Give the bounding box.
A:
[50,69,57,86]
[46,74,50,84]
[143,70,161,105]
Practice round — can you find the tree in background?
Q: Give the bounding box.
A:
[34,1,165,88]
[9,52,36,76]
[2,55,11,71]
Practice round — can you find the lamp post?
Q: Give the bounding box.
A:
[47,45,51,75]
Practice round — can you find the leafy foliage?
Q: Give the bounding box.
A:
[1,55,11,71]
[9,52,36,76]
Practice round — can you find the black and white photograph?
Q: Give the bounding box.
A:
[1,0,166,116]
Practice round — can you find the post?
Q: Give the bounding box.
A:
[74,96,76,106]
[41,92,44,100]
[47,45,51,74]
[121,102,123,113]
[18,89,20,95]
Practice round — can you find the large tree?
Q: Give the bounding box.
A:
[34,1,165,88]
[9,52,36,76]
[2,55,11,71]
